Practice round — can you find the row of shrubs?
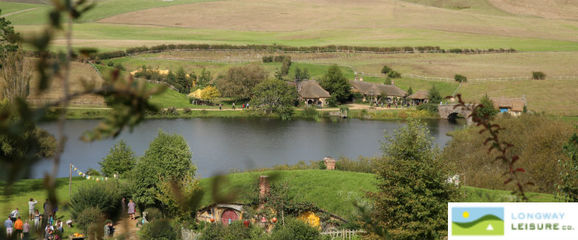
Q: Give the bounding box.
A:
[262,55,292,63]
[81,44,515,60]
[24,44,517,61]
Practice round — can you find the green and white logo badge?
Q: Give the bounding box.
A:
[452,207,504,236]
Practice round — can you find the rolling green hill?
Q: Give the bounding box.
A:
[2,0,577,51]
[197,170,557,220]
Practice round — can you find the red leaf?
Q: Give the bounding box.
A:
[511,155,519,164]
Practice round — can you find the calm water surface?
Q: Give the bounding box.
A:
[34,118,463,178]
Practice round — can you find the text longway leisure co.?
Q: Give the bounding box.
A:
[511,212,565,220]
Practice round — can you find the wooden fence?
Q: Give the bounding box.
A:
[321,229,365,240]
[403,73,578,82]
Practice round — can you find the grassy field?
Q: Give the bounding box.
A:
[457,79,578,115]
[3,0,578,51]
[0,1,41,15]
[0,177,86,236]
[27,61,105,107]
[197,170,557,220]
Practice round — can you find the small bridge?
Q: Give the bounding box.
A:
[438,104,474,125]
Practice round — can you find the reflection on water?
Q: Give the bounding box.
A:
[34,118,464,179]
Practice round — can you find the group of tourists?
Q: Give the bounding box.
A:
[217,102,250,111]
[3,198,68,240]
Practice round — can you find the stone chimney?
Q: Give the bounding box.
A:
[259,175,270,201]
[323,157,336,170]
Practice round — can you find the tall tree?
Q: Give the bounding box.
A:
[557,133,578,202]
[99,140,136,177]
[474,94,498,120]
[281,58,292,76]
[215,65,267,100]
[0,49,30,101]
[0,10,19,54]
[133,131,195,211]
[175,67,189,93]
[368,120,458,239]
[428,85,442,104]
[200,86,220,102]
[320,65,351,104]
[250,79,297,120]
[195,68,212,89]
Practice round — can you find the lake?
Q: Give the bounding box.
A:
[34,118,463,179]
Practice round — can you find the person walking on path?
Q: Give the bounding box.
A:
[33,210,40,229]
[14,217,23,240]
[232,103,236,110]
[4,216,13,238]
[10,208,19,222]
[127,199,136,220]
[28,198,37,220]
[22,220,30,240]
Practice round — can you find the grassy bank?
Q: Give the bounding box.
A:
[46,107,439,121]
[197,170,558,220]
[1,170,558,228]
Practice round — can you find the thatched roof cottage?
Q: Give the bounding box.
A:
[490,97,526,116]
[350,80,406,102]
[297,80,331,107]
[407,90,429,105]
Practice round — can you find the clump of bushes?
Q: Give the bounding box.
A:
[75,207,105,232]
[302,106,319,120]
[381,65,401,80]
[387,71,401,79]
[70,182,126,230]
[454,74,467,83]
[199,221,266,240]
[532,71,546,80]
[270,218,323,240]
[443,114,574,193]
[140,218,178,240]
[334,156,378,173]
[262,55,291,63]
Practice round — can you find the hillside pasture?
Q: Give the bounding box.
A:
[98,0,578,42]
[457,79,578,116]
[108,50,578,80]
[27,61,105,107]
[400,0,509,15]
[488,0,578,20]
[0,1,41,15]
[4,0,578,51]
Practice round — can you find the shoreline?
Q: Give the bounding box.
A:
[42,107,440,121]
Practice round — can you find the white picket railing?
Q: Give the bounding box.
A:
[321,229,365,240]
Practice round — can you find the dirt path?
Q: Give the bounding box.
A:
[114,217,139,240]
[0,8,39,18]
